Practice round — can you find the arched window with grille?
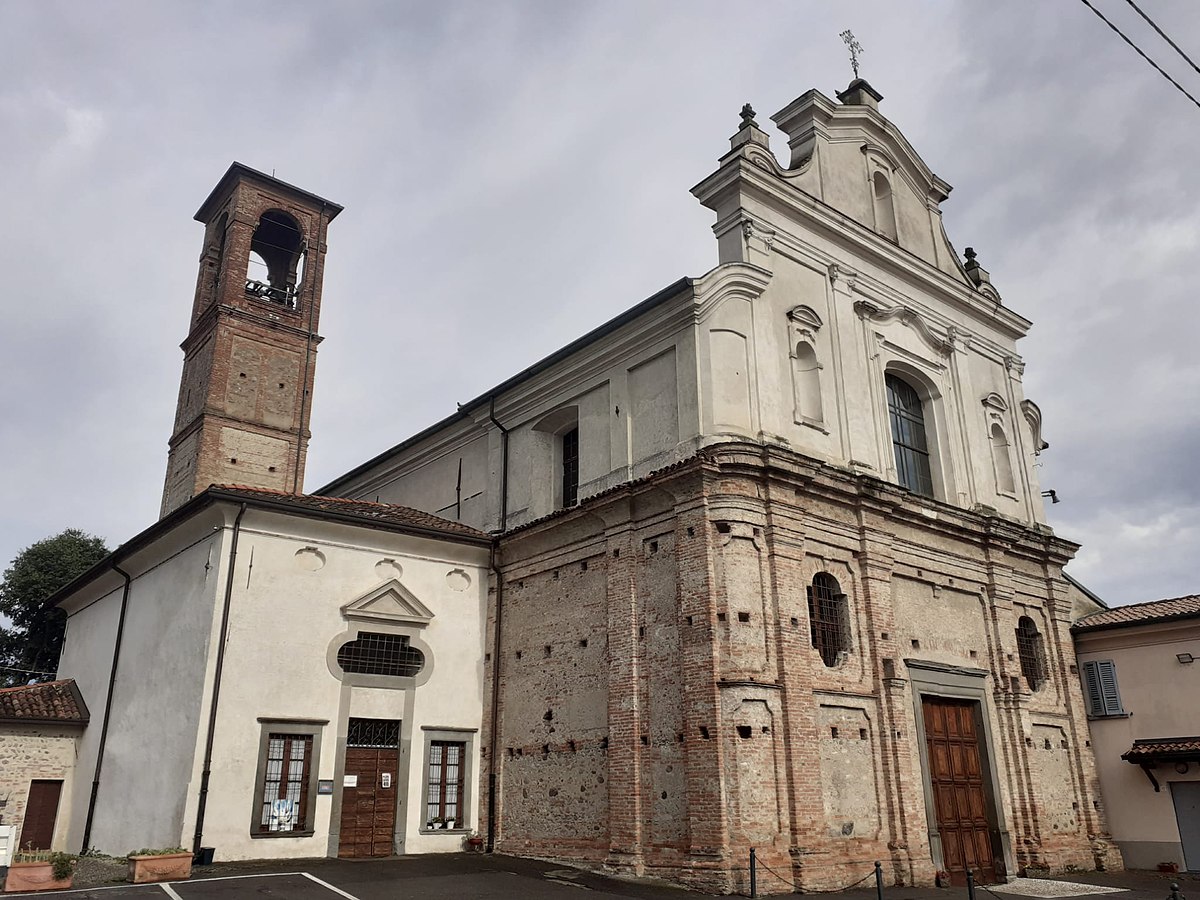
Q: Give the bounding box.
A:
[336,631,425,678]
[886,373,935,498]
[807,573,850,667]
[1015,616,1048,692]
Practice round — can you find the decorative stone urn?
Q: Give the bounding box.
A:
[127,852,193,884]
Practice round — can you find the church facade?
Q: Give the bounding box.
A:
[46,79,1117,893]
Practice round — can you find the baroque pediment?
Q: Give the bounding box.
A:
[341,579,433,626]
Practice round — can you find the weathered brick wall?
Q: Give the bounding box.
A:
[484,444,1117,893]
[0,726,80,850]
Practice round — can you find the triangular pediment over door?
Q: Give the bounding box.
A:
[340,579,434,627]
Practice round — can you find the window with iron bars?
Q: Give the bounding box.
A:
[337,632,424,678]
[426,741,465,826]
[347,717,400,748]
[807,573,851,668]
[561,427,579,508]
[1015,616,1048,692]
[258,733,312,833]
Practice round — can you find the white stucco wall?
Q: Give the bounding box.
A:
[57,511,225,855]
[1076,619,1200,870]
[193,507,489,860]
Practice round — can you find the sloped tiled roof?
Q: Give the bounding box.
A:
[1073,594,1200,633]
[0,679,89,724]
[1122,737,1200,763]
[210,485,490,542]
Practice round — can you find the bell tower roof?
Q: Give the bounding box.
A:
[194,161,343,225]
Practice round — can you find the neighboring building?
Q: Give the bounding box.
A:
[323,82,1117,890]
[1073,595,1200,873]
[47,78,1121,892]
[0,680,89,858]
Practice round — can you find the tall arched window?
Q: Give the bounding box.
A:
[807,573,850,667]
[873,171,898,242]
[1015,616,1048,692]
[886,374,934,498]
[990,423,1015,495]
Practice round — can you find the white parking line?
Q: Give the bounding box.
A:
[301,872,362,900]
[158,884,184,900]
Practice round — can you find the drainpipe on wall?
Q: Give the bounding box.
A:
[484,397,509,852]
[192,502,247,856]
[80,558,133,853]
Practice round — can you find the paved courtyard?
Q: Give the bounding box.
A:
[4,853,1196,900]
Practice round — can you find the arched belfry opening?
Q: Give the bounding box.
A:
[246,210,305,308]
[161,163,342,518]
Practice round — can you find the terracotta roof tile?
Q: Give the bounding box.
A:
[1073,594,1200,632]
[0,679,89,724]
[210,485,490,541]
[1122,737,1200,763]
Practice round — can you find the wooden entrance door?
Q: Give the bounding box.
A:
[20,780,63,851]
[923,698,999,885]
[338,719,399,858]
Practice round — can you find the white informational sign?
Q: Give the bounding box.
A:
[381,773,392,788]
[343,774,358,788]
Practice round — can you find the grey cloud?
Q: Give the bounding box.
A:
[2,0,1197,610]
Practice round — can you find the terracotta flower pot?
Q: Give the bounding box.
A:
[4,860,73,893]
[127,852,193,884]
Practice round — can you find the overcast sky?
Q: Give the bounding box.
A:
[2,1,1197,608]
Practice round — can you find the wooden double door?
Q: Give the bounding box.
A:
[923,698,1001,886]
[338,720,400,858]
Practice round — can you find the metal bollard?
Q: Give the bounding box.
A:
[966,869,977,900]
[875,860,884,900]
[749,848,757,899]
[1168,883,1184,900]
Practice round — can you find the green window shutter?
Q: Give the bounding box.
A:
[1081,659,1123,716]
[1095,659,1124,715]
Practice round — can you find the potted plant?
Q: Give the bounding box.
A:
[445,818,457,830]
[431,816,446,830]
[127,847,192,884]
[4,850,76,893]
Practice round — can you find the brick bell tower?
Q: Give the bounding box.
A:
[160,163,342,517]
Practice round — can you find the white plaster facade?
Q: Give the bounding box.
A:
[1073,604,1200,872]
[54,490,490,860]
[324,85,1050,537]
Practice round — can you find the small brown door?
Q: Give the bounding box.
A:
[338,719,399,858]
[923,698,999,886]
[20,781,63,851]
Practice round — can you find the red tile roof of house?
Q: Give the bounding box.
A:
[210,485,490,542]
[1073,594,1200,633]
[1121,737,1200,763]
[0,679,89,724]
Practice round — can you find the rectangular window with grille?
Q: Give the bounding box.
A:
[561,427,579,508]
[259,733,313,833]
[426,740,466,825]
[1081,659,1125,717]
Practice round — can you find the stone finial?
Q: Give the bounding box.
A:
[730,102,770,152]
[964,247,991,288]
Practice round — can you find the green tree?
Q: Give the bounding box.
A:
[0,529,108,687]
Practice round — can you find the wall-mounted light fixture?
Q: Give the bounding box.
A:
[1041,489,1060,504]
[1177,652,1195,664]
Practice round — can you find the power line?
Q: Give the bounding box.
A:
[0,664,56,676]
[1123,0,1200,77]
[1078,0,1200,111]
